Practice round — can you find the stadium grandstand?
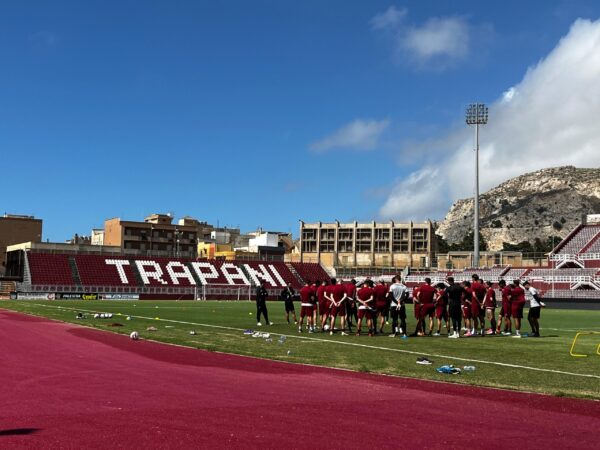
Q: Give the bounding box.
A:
[4,220,600,301]
[5,245,331,300]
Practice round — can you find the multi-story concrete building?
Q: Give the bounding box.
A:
[104,214,198,258]
[299,220,436,269]
[0,214,43,275]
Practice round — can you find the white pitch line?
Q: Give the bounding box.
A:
[29,303,600,380]
[544,327,600,332]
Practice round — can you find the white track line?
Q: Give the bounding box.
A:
[27,303,600,380]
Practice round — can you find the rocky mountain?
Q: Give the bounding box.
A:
[436,166,600,251]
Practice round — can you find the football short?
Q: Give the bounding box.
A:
[435,306,448,320]
[284,300,295,313]
[419,303,435,319]
[319,301,329,316]
[511,301,525,319]
[376,302,388,315]
[528,306,541,319]
[462,305,472,319]
[357,308,373,320]
[414,303,421,319]
[502,303,511,318]
[300,305,314,318]
[471,302,482,317]
[332,303,346,317]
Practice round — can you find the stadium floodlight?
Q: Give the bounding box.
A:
[465,103,488,268]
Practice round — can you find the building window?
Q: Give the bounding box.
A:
[411,228,429,252]
[320,229,335,241]
[392,228,409,252]
[374,228,390,253]
[319,241,335,252]
[338,228,353,252]
[356,229,372,252]
[338,241,353,252]
[319,228,335,252]
[301,228,317,253]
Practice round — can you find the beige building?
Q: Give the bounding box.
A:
[104,214,198,258]
[436,251,523,270]
[299,220,436,269]
[0,214,43,275]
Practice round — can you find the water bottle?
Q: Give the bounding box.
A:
[265,338,272,343]
[463,365,476,372]
[278,335,286,345]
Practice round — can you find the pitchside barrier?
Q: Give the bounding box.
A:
[13,284,284,301]
[569,331,600,357]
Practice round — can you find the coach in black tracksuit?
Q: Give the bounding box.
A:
[445,276,464,337]
[256,281,271,326]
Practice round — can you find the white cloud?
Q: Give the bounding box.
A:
[370,6,407,30]
[310,119,390,153]
[401,17,469,63]
[371,7,476,69]
[379,18,600,221]
[380,168,448,220]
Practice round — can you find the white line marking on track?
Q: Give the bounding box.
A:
[28,303,600,381]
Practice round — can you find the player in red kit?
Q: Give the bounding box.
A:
[433,283,449,336]
[356,280,375,336]
[483,280,497,335]
[374,279,389,334]
[497,280,512,335]
[462,281,473,336]
[510,280,526,338]
[415,278,436,336]
[311,281,319,331]
[412,286,421,333]
[471,274,486,336]
[322,279,335,332]
[298,281,315,333]
[329,279,349,335]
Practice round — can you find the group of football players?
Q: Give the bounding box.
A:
[287,274,544,338]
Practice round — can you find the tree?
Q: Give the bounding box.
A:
[436,235,450,253]
[448,230,487,252]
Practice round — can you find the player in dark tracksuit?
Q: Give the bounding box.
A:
[445,277,464,338]
[279,283,297,324]
[256,281,272,326]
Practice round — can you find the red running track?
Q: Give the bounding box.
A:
[1,310,599,449]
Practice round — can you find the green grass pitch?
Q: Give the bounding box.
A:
[2,300,599,399]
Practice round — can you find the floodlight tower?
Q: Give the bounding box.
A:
[466,103,488,268]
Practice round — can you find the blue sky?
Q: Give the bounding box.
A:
[3,0,600,241]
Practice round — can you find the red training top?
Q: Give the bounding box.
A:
[511,286,526,304]
[357,287,374,307]
[300,286,314,304]
[344,283,356,299]
[418,284,436,304]
[373,284,388,305]
[501,287,511,306]
[484,288,496,308]
[317,285,327,304]
[472,282,487,301]
[462,287,473,305]
[333,284,346,303]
